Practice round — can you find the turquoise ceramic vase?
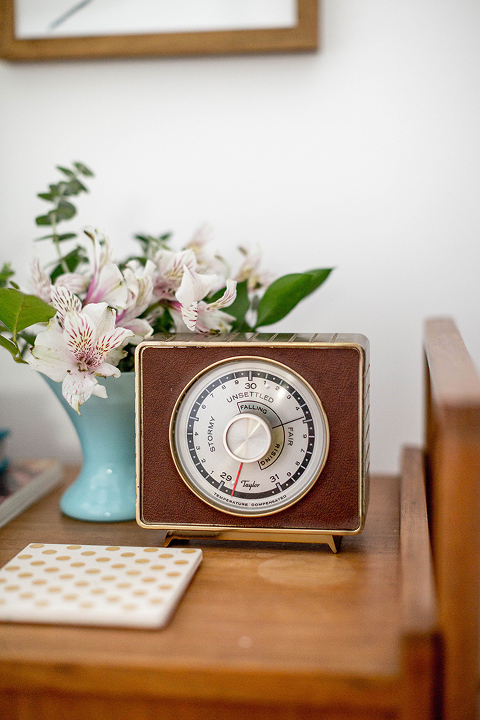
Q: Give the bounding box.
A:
[46,372,136,522]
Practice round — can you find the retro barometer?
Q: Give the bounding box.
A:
[135,333,369,552]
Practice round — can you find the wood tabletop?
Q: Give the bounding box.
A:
[0,466,403,718]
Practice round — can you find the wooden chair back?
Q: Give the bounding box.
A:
[423,317,480,719]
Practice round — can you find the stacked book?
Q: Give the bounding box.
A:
[0,433,61,528]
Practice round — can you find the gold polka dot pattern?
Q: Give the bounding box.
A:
[0,543,202,629]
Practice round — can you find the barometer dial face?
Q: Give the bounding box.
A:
[170,357,329,517]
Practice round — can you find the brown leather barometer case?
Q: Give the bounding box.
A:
[135,333,369,549]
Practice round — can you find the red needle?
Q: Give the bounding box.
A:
[231,463,243,496]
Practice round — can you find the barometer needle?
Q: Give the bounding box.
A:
[271,416,303,429]
[231,463,244,496]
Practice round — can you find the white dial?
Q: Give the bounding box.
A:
[170,357,329,517]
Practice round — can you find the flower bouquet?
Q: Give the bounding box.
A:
[0,163,333,415]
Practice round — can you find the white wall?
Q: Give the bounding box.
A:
[1,0,479,474]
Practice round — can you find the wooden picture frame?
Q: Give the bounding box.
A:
[0,0,318,61]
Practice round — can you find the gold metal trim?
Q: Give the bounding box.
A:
[163,530,343,553]
[136,518,363,538]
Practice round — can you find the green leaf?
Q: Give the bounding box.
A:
[56,181,70,195]
[50,245,87,282]
[55,199,76,221]
[56,166,76,178]
[119,255,147,269]
[66,178,87,194]
[0,287,55,334]
[0,263,15,288]
[36,206,76,225]
[17,330,36,348]
[255,268,333,328]
[35,232,77,242]
[37,192,55,202]
[134,232,172,256]
[36,212,55,226]
[56,232,78,242]
[0,334,22,360]
[73,161,94,177]
[150,307,175,335]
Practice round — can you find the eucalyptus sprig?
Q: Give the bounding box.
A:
[36,162,93,276]
[0,162,93,363]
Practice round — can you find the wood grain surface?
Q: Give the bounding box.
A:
[0,467,406,719]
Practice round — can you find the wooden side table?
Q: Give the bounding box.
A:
[0,462,434,720]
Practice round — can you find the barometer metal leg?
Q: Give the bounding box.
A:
[163,531,343,553]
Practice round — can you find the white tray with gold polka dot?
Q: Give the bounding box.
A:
[0,543,202,628]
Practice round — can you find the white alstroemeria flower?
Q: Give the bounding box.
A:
[183,224,227,279]
[51,285,82,326]
[194,279,237,333]
[27,302,134,413]
[55,272,90,296]
[183,225,212,262]
[115,260,155,343]
[84,229,128,310]
[152,248,197,301]
[172,303,236,334]
[175,265,237,332]
[31,256,90,306]
[30,256,52,303]
[236,244,273,292]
